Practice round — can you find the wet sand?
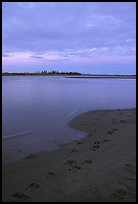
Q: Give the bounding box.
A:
[2,108,136,202]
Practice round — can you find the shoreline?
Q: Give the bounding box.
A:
[2,108,136,202]
[2,75,136,79]
[65,76,136,79]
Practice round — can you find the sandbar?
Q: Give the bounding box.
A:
[2,108,136,202]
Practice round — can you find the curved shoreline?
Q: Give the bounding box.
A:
[2,108,136,202]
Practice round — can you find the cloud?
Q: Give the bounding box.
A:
[2,53,15,57]
[30,55,44,59]
[2,2,136,74]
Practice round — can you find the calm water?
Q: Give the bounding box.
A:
[2,76,136,163]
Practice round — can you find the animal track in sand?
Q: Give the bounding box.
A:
[107,128,118,135]
[64,158,81,172]
[112,128,118,131]
[68,165,82,173]
[83,159,92,164]
[26,183,39,191]
[90,142,100,151]
[12,192,29,201]
[120,120,126,123]
[25,154,37,160]
[64,158,77,165]
[94,141,100,144]
[48,172,56,176]
[73,165,81,170]
[68,165,81,173]
[93,144,100,149]
[112,189,127,200]
[107,130,113,135]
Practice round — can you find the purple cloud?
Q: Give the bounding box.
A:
[30,55,44,59]
[2,53,15,57]
[2,2,136,74]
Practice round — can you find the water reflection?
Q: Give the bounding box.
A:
[2,76,136,163]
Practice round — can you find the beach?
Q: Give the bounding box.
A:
[2,108,136,202]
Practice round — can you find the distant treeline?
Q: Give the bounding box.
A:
[2,70,82,76]
[2,71,136,78]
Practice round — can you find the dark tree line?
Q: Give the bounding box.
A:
[2,70,82,76]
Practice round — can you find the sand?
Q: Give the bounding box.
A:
[2,108,136,202]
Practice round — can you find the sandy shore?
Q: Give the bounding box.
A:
[2,108,136,202]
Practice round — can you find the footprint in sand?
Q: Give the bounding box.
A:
[64,158,77,165]
[93,144,100,149]
[12,192,29,201]
[112,189,127,200]
[68,165,81,173]
[83,159,92,164]
[90,142,100,151]
[94,141,100,145]
[64,159,81,172]
[112,128,118,131]
[72,165,81,170]
[48,172,56,176]
[26,183,39,191]
[120,120,126,123]
[25,154,37,160]
[107,130,113,135]
[107,128,118,135]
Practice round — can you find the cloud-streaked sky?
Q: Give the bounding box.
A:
[2,2,136,74]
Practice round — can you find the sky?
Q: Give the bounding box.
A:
[2,2,136,74]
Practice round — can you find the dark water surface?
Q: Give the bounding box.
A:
[2,76,136,163]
